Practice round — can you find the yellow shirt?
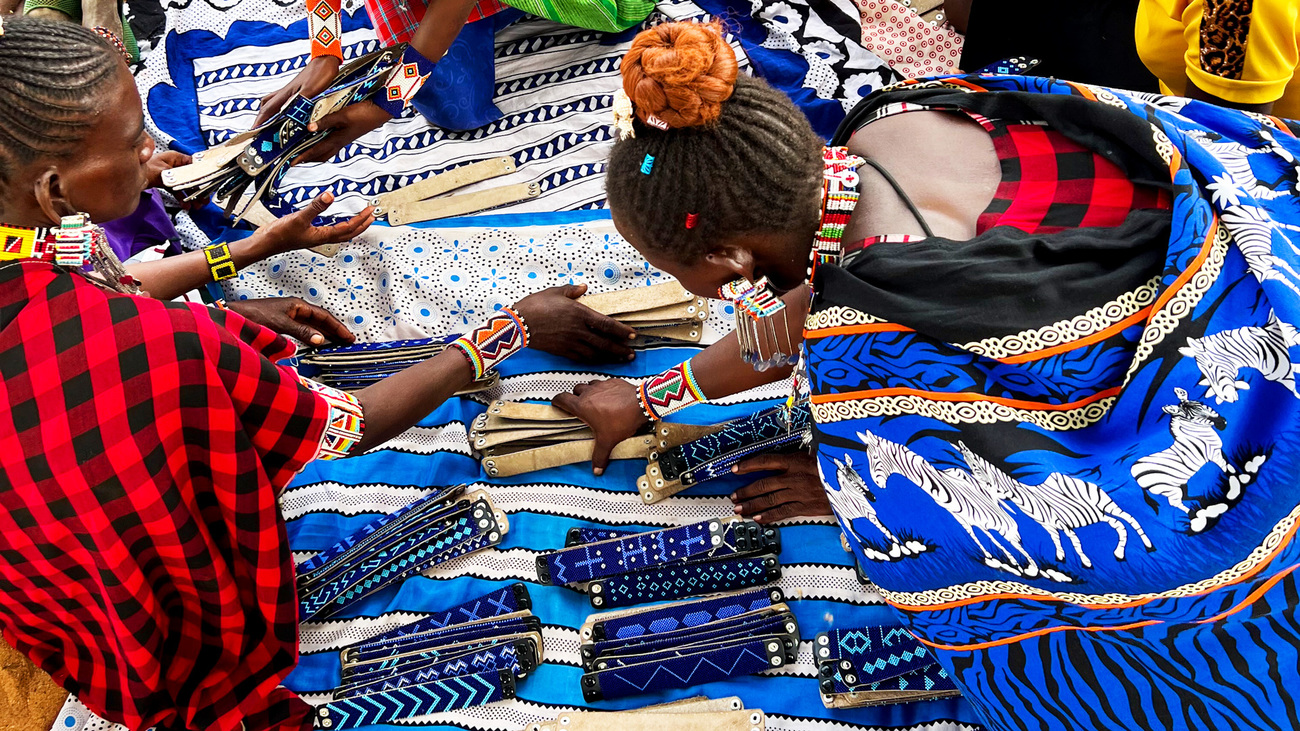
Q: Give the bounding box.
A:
[1136,0,1300,119]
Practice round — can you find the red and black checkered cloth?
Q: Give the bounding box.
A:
[976,120,1171,235]
[365,0,506,47]
[0,262,330,731]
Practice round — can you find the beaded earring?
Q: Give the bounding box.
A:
[719,277,798,371]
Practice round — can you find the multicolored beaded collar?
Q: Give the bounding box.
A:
[0,214,140,293]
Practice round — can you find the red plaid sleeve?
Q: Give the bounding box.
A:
[363,0,506,46]
[0,262,341,731]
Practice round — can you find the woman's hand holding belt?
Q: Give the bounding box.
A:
[551,378,648,476]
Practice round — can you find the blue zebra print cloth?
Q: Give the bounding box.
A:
[807,75,1300,730]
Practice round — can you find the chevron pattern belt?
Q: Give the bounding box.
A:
[580,636,792,702]
[316,667,517,729]
[318,585,540,726]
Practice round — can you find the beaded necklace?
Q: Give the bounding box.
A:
[0,214,140,294]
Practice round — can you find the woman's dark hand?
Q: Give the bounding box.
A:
[145,150,193,190]
[294,102,394,165]
[225,297,356,346]
[251,192,375,256]
[552,378,648,475]
[512,284,637,363]
[731,451,832,524]
[255,55,342,127]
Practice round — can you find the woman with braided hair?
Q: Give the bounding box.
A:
[558,20,1300,730]
[0,17,635,731]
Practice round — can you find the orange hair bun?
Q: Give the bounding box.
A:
[621,21,738,129]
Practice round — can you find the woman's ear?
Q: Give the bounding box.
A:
[704,244,756,282]
[32,168,77,225]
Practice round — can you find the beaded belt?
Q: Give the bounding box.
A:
[589,553,782,609]
[536,519,727,585]
[814,625,962,708]
[316,584,541,727]
[638,404,811,504]
[298,337,499,394]
[297,487,507,622]
[580,632,794,702]
[580,586,785,643]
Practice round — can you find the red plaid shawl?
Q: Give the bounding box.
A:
[0,261,328,731]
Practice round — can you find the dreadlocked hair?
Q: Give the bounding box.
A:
[606,21,824,264]
[0,17,120,200]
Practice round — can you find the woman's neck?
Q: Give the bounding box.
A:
[0,201,57,229]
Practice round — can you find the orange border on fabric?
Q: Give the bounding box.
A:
[810,386,1121,411]
[916,562,1300,652]
[804,323,914,339]
[1267,115,1294,135]
[1065,81,1099,102]
[999,307,1153,364]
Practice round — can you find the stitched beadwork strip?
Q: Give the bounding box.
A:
[299,377,365,460]
[638,360,706,420]
[346,616,538,668]
[203,242,237,282]
[814,627,934,687]
[586,613,796,670]
[314,668,516,730]
[356,584,530,648]
[588,554,782,609]
[566,527,639,546]
[536,519,726,586]
[658,404,810,487]
[338,638,534,699]
[1,215,99,267]
[808,146,865,282]
[587,587,784,642]
[296,485,462,578]
[370,43,438,118]
[579,637,786,702]
[449,307,528,380]
[309,0,343,59]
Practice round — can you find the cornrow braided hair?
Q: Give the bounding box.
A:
[0,17,120,200]
[606,21,825,264]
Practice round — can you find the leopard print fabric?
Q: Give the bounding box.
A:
[1200,0,1253,80]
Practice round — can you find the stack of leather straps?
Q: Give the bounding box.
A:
[577,281,710,345]
[536,517,782,610]
[526,697,766,731]
[298,337,499,394]
[313,584,538,730]
[163,47,405,223]
[471,400,719,477]
[814,625,962,708]
[575,587,797,701]
[638,404,811,504]
[296,485,509,623]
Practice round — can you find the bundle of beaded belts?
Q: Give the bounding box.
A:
[296,485,508,623]
[574,587,796,701]
[536,517,782,610]
[815,625,962,709]
[470,400,719,477]
[638,404,811,504]
[297,337,499,393]
[528,696,767,730]
[577,281,710,345]
[313,584,537,729]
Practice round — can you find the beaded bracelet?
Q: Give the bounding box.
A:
[91,27,132,64]
[308,0,343,59]
[638,360,706,421]
[204,243,238,282]
[370,43,438,118]
[449,307,529,380]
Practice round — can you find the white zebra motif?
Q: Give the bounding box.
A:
[823,455,924,561]
[857,431,1041,578]
[1131,387,1235,516]
[1194,134,1295,203]
[957,442,1153,569]
[1180,309,1300,403]
[1221,204,1300,296]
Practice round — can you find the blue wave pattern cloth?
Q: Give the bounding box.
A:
[276,210,980,731]
[807,76,1300,730]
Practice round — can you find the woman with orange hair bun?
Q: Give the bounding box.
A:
[557,19,1300,731]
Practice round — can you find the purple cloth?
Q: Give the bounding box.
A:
[101,189,181,261]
